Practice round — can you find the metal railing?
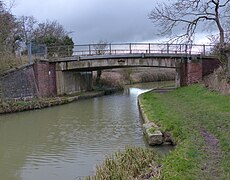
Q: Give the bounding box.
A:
[47,43,215,58]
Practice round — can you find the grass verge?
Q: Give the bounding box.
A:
[139,84,230,179]
[90,147,161,180]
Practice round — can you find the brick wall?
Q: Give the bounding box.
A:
[48,63,57,96]
[0,65,38,99]
[179,61,188,86]
[180,58,219,86]
[0,61,57,100]
[33,61,57,97]
[179,59,202,86]
[187,61,203,84]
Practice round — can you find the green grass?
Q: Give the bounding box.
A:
[140,84,230,179]
[91,147,159,180]
[148,127,156,134]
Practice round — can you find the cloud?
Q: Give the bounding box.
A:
[12,0,157,44]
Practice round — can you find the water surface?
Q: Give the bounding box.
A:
[0,82,170,180]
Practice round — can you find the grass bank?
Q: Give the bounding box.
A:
[90,147,161,179]
[92,85,229,179]
[139,85,230,179]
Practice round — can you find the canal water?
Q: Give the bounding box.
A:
[0,82,171,180]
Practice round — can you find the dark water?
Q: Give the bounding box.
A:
[0,82,171,180]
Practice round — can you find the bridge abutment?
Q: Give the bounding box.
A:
[186,59,203,85]
[176,58,203,87]
[33,61,57,97]
[56,64,93,95]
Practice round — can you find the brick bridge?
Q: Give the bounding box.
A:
[0,43,220,99]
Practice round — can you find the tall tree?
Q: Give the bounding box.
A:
[31,20,74,57]
[32,20,66,44]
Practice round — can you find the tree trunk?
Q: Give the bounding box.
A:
[214,2,228,68]
[96,70,102,84]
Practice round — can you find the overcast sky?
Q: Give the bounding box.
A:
[11,0,161,44]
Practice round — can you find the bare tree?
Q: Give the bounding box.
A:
[33,20,67,43]
[18,16,37,45]
[149,0,230,68]
[93,40,108,55]
[149,0,230,45]
[93,40,109,84]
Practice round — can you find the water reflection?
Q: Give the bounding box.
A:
[0,82,171,179]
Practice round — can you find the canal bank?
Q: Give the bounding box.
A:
[0,87,122,114]
[138,88,176,146]
[135,85,230,179]
[1,82,169,179]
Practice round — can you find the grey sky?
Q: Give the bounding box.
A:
[12,0,159,44]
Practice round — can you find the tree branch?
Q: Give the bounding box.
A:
[220,0,230,7]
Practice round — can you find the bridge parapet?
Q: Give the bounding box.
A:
[47,43,215,59]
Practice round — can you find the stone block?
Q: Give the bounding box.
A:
[143,123,163,146]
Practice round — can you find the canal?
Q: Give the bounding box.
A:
[0,82,171,180]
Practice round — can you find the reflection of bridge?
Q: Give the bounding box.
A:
[31,43,220,97]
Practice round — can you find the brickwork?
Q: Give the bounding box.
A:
[33,61,57,97]
[187,61,203,84]
[0,65,38,99]
[179,61,188,86]
[0,61,57,100]
[48,63,57,96]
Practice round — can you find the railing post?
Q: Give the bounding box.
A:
[148,43,151,53]
[203,45,206,55]
[89,44,91,55]
[129,43,132,54]
[109,44,112,55]
[166,43,169,54]
[185,44,188,54]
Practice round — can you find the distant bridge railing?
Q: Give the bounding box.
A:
[47,43,215,59]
